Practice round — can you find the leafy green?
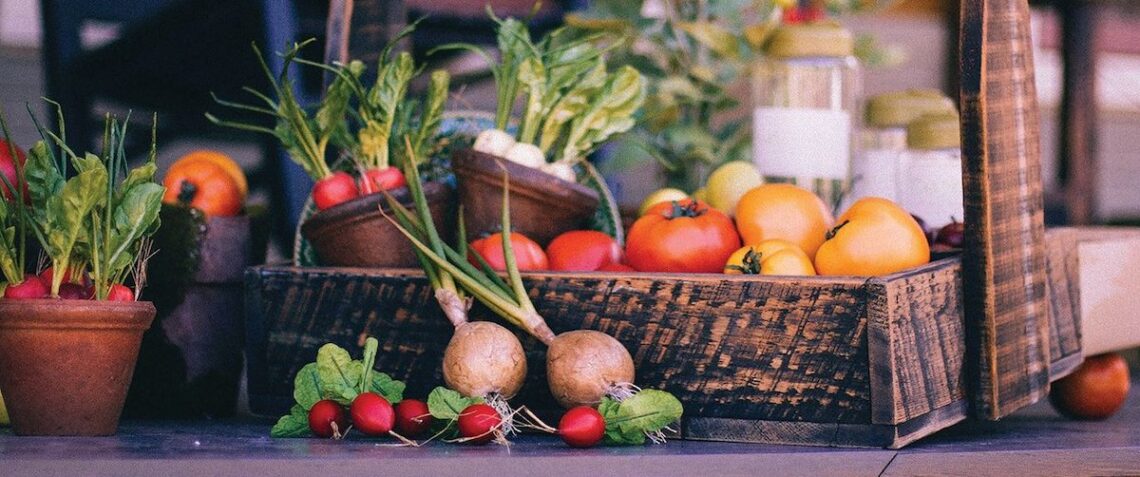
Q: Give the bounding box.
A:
[358,52,415,169]
[615,390,683,435]
[426,387,483,421]
[292,363,322,410]
[270,404,311,438]
[599,390,684,446]
[558,65,645,165]
[272,338,407,437]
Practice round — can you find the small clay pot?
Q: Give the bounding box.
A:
[0,299,155,436]
[301,182,454,268]
[452,149,599,246]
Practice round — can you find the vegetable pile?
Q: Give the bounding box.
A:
[209,27,450,212]
[0,105,164,300]
[451,8,646,184]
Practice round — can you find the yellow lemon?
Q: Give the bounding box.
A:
[638,188,689,216]
[706,161,763,216]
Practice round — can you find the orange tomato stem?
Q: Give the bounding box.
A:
[825,220,850,241]
[176,180,197,205]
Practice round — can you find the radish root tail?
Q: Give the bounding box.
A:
[487,393,519,436]
[607,382,640,402]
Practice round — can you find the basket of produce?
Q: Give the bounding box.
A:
[243,0,1082,449]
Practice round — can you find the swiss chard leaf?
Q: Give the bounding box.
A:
[315,343,363,405]
[270,404,311,438]
[427,387,483,421]
[615,390,683,436]
[292,362,322,410]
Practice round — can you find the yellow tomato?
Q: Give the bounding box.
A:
[814,197,930,276]
[706,161,763,216]
[638,188,689,216]
[735,183,834,260]
[724,239,816,276]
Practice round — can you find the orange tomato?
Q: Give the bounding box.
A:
[163,160,243,217]
[814,197,930,276]
[168,150,248,200]
[724,239,815,276]
[734,184,834,260]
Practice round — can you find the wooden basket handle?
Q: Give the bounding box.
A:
[959,0,1052,420]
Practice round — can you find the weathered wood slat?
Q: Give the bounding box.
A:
[1043,227,1082,379]
[959,0,1052,420]
[868,261,967,425]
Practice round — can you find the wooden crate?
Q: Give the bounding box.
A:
[242,0,1082,448]
[246,228,1080,448]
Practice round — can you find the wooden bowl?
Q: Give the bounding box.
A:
[452,149,599,246]
[300,182,454,267]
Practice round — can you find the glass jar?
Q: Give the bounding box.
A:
[849,90,957,206]
[751,23,861,211]
[896,113,963,229]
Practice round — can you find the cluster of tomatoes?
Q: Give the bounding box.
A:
[469,182,931,278]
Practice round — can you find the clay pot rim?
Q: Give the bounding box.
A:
[0,299,156,330]
[301,182,449,235]
[453,149,599,207]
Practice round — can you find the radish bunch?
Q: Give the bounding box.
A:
[270,338,414,440]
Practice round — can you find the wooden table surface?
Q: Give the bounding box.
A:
[2,382,1139,477]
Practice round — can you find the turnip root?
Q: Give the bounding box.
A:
[503,142,545,169]
[547,330,635,408]
[540,162,576,183]
[474,129,516,157]
[443,321,527,399]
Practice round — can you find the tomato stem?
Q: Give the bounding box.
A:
[177,180,197,205]
[668,200,706,219]
[825,220,850,241]
[726,248,763,274]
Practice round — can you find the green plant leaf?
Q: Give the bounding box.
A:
[426,387,483,421]
[292,362,323,410]
[600,397,645,445]
[369,372,405,404]
[105,182,163,274]
[44,165,106,271]
[270,404,311,438]
[616,389,683,436]
[315,343,363,405]
[677,21,741,59]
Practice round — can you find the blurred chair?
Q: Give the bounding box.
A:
[39,0,327,249]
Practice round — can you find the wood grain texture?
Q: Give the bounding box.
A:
[1043,227,1082,380]
[958,0,1052,420]
[867,260,967,425]
[245,266,894,424]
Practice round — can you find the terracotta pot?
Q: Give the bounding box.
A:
[300,182,454,267]
[0,300,155,435]
[452,149,599,246]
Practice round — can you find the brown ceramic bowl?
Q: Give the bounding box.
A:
[0,299,155,436]
[300,182,454,268]
[452,149,599,246]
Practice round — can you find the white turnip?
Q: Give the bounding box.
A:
[502,142,545,169]
[473,129,516,157]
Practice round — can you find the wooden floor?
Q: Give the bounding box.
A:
[2,380,1139,476]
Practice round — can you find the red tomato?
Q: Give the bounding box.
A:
[626,199,741,273]
[597,263,635,272]
[312,171,360,210]
[360,167,407,194]
[545,230,622,272]
[469,232,548,272]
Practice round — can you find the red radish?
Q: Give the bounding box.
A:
[350,392,396,437]
[312,171,359,210]
[106,284,135,302]
[394,399,432,438]
[38,266,87,287]
[360,167,407,194]
[0,138,28,202]
[308,399,348,438]
[57,283,92,300]
[4,275,47,299]
[558,406,605,448]
[457,403,502,445]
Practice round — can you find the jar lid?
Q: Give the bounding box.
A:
[866,89,957,128]
[907,113,961,150]
[765,23,854,58]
